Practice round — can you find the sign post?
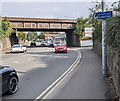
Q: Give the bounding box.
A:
[95,11,112,20]
[101,0,107,77]
[95,0,112,77]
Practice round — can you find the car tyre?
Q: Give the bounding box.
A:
[7,76,18,94]
[24,49,27,52]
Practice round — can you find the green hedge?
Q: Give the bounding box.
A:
[106,16,120,54]
[92,16,120,55]
[80,36,92,41]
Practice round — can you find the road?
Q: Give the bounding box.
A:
[51,47,109,99]
[1,47,79,100]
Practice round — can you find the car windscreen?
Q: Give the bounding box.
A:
[0,66,3,69]
[57,44,66,46]
[12,45,20,48]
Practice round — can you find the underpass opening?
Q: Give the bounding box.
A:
[13,29,79,47]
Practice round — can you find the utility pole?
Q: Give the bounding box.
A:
[101,0,107,77]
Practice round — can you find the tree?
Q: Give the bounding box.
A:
[87,1,103,49]
[27,32,38,41]
[106,16,120,53]
[18,32,27,41]
[75,18,87,37]
[88,1,103,42]
[111,1,120,16]
[0,20,13,39]
[74,18,88,46]
[0,19,2,39]
[38,34,45,39]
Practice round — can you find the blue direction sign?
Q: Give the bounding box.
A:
[95,11,112,20]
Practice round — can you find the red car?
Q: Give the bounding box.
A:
[54,43,67,53]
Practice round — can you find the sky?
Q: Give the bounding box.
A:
[1,0,114,19]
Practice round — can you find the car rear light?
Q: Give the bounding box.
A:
[64,47,67,49]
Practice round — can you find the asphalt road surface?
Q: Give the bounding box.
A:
[1,47,78,100]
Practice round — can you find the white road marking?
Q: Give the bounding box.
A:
[53,55,68,58]
[13,61,19,63]
[27,59,32,61]
[26,53,52,57]
[34,50,81,100]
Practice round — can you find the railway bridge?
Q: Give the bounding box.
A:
[2,17,79,46]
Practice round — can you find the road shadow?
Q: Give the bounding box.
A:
[5,51,24,54]
[26,51,54,55]
[26,46,52,48]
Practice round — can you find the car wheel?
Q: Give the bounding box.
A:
[24,49,27,52]
[23,50,26,53]
[7,76,18,94]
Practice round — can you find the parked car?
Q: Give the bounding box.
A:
[30,41,36,47]
[54,43,67,53]
[11,44,27,53]
[0,65,19,95]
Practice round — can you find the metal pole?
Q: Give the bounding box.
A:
[118,0,120,16]
[101,0,107,77]
[16,28,18,37]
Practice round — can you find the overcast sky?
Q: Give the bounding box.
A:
[2,1,113,19]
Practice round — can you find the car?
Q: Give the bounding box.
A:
[0,65,19,95]
[11,44,27,53]
[40,41,48,47]
[50,41,60,47]
[30,41,36,47]
[54,43,67,53]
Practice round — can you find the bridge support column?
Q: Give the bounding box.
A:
[75,34,81,47]
[66,30,73,47]
[66,30,80,47]
[9,32,19,46]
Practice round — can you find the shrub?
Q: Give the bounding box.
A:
[80,36,92,41]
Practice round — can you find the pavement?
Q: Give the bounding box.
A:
[52,47,111,100]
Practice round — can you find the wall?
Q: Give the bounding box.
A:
[1,38,11,51]
[107,47,120,99]
[93,40,102,57]
[0,33,18,52]
[94,41,120,100]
